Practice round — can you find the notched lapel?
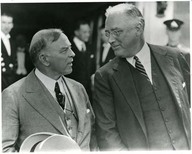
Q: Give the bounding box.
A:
[112,58,147,138]
[63,77,87,144]
[23,71,67,135]
[152,50,182,104]
[63,78,86,132]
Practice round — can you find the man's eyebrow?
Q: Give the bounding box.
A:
[61,45,71,49]
[105,28,120,32]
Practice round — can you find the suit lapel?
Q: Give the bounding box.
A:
[150,45,182,106]
[63,77,85,133]
[112,58,147,139]
[23,71,67,135]
[150,45,191,144]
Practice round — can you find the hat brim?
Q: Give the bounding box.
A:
[35,134,81,151]
[20,132,55,152]
[20,132,81,152]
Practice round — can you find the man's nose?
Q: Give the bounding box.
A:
[70,49,75,57]
[108,34,116,44]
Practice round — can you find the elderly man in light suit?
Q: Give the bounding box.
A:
[2,29,95,152]
[93,3,190,151]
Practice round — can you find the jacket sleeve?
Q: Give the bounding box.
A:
[77,85,97,151]
[2,88,19,152]
[93,71,128,151]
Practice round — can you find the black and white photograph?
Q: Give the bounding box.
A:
[1,0,191,152]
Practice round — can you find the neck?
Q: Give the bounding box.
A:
[37,67,61,80]
[135,38,145,55]
[168,40,179,47]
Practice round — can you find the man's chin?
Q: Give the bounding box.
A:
[63,69,72,76]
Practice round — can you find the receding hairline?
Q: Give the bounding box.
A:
[29,29,63,50]
[29,28,64,64]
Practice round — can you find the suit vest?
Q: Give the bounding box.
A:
[63,84,78,141]
[129,51,189,150]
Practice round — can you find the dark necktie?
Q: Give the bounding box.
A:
[134,56,149,79]
[54,82,65,109]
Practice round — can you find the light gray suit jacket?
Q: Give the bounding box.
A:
[2,70,94,152]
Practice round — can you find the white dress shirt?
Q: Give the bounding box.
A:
[35,68,73,111]
[73,36,86,52]
[102,43,111,62]
[126,43,152,83]
[1,31,11,56]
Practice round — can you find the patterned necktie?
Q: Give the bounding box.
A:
[54,82,65,109]
[134,56,149,79]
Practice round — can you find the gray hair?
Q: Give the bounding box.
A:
[106,3,145,29]
[29,28,63,64]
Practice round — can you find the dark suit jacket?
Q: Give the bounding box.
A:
[2,70,95,152]
[99,47,115,67]
[1,39,18,90]
[67,39,96,101]
[93,44,190,150]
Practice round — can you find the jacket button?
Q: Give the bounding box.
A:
[168,130,172,134]
[165,118,169,122]
[9,63,13,68]
[2,68,6,72]
[172,140,175,144]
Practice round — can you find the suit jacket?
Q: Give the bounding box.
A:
[67,39,96,101]
[99,46,115,67]
[2,70,95,152]
[166,43,190,67]
[93,44,190,150]
[1,39,18,90]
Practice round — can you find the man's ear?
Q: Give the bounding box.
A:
[74,30,79,36]
[135,21,143,37]
[39,52,50,66]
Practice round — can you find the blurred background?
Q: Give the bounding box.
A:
[1,0,190,75]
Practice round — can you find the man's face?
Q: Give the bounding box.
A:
[76,24,90,42]
[1,15,13,35]
[105,13,140,58]
[46,33,75,77]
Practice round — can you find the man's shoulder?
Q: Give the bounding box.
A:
[96,57,119,74]
[149,43,182,58]
[64,76,84,87]
[2,76,27,94]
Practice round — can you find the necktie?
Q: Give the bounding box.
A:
[54,82,65,109]
[134,56,149,79]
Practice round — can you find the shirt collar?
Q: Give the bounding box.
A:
[73,36,85,51]
[103,42,111,48]
[35,68,63,92]
[126,42,150,66]
[136,42,150,61]
[1,31,11,39]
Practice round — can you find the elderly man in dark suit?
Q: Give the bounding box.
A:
[2,29,95,152]
[1,12,18,90]
[93,3,190,151]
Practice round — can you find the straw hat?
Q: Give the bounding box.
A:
[20,132,81,152]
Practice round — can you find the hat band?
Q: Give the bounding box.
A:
[30,141,42,152]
